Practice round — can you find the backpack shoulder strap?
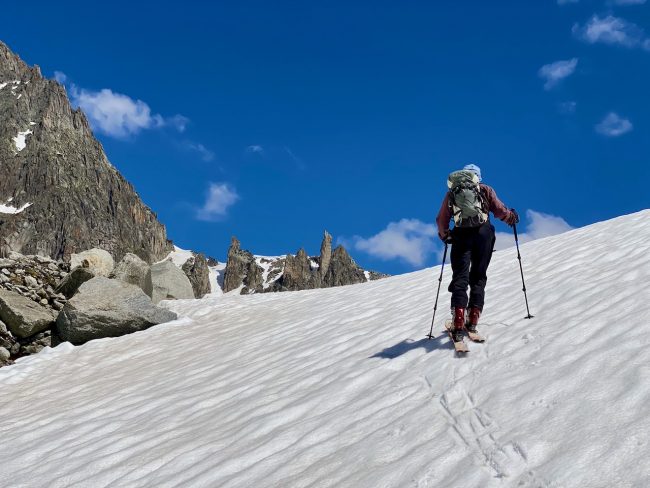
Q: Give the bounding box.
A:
[478,185,490,213]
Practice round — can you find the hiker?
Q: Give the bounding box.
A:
[436,164,519,341]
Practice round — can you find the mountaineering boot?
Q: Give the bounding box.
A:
[452,307,465,342]
[466,307,481,333]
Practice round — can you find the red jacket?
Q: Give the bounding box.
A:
[436,184,510,239]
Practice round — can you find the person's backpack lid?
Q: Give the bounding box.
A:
[447,169,480,189]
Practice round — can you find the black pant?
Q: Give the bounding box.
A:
[449,222,496,311]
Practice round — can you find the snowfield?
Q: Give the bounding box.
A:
[1,211,649,487]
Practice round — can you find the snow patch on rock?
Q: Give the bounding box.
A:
[165,245,195,267]
[0,80,20,91]
[13,129,32,151]
[0,200,32,214]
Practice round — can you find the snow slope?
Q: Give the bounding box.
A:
[1,211,649,487]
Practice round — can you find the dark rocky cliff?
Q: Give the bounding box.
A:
[0,41,172,263]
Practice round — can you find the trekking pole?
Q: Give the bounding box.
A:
[426,241,449,339]
[513,223,534,319]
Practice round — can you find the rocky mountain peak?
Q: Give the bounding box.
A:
[319,230,332,278]
[0,41,173,263]
[0,41,41,80]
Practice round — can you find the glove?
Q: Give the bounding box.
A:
[504,208,520,227]
[439,229,452,244]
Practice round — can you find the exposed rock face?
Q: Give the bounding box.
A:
[144,260,195,304]
[110,253,150,292]
[55,266,96,299]
[0,288,57,338]
[70,248,114,276]
[319,231,332,279]
[181,253,211,298]
[223,230,388,294]
[324,246,367,287]
[56,277,177,344]
[282,248,318,291]
[223,237,264,293]
[0,41,173,263]
[242,259,264,294]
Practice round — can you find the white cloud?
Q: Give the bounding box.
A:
[69,85,191,138]
[595,112,633,137]
[70,86,161,137]
[196,183,239,221]
[573,15,648,49]
[352,219,437,267]
[52,72,188,138]
[495,210,573,251]
[185,142,215,162]
[538,58,578,90]
[246,145,264,155]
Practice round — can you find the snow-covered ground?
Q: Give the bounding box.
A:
[1,210,649,487]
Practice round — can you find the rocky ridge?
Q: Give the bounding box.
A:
[223,231,388,294]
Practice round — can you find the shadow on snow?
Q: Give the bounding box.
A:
[370,336,451,359]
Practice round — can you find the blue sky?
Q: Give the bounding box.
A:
[3,1,649,274]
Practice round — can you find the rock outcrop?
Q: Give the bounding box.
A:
[0,41,173,263]
[181,253,211,298]
[56,277,177,344]
[223,231,387,294]
[55,265,96,299]
[109,253,150,292]
[319,231,332,279]
[55,248,116,298]
[223,237,264,293]
[144,260,195,304]
[282,248,318,291]
[70,248,114,276]
[324,246,367,287]
[0,288,57,338]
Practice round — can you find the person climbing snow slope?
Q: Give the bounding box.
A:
[436,164,519,342]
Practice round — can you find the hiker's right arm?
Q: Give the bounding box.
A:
[484,186,511,222]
